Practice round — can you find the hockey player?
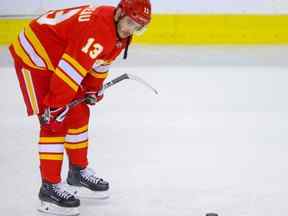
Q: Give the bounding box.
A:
[9,0,151,215]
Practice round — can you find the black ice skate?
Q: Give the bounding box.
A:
[66,166,109,199]
[38,181,80,216]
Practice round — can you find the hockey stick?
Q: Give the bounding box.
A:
[64,73,158,110]
[40,73,157,125]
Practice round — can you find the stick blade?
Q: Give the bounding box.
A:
[126,73,158,95]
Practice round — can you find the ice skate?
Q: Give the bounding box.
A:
[38,182,80,216]
[66,166,110,199]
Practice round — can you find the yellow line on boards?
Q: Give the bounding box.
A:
[2,15,288,45]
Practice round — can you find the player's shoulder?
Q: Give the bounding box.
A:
[91,6,117,41]
[77,5,115,25]
[78,5,115,33]
[94,5,116,16]
[91,5,116,27]
[76,5,117,52]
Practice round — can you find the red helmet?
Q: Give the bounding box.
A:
[117,0,152,26]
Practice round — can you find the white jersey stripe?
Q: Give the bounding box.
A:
[59,59,83,85]
[19,31,46,68]
[93,64,110,73]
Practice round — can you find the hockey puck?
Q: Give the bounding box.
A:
[206,213,218,216]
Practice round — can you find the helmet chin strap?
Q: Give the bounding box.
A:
[123,35,132,60]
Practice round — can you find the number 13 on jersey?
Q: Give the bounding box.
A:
[81,38,103,59]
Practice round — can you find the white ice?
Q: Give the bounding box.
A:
[1,45,288,216]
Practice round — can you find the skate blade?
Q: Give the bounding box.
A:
[70,185,110,200]
[38,201,80,216]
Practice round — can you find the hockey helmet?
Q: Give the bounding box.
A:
[117,0,152,26]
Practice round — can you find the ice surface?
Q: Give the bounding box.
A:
[1,46,288,216]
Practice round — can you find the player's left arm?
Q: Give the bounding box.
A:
[43,21,110,108]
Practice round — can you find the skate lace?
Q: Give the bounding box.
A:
[80,168,103,185]
[52,183,74,200]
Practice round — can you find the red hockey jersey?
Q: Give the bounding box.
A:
[10,5,128,113]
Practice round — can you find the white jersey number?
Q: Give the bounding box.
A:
[81,38,103,59]
[37,9,81,25]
